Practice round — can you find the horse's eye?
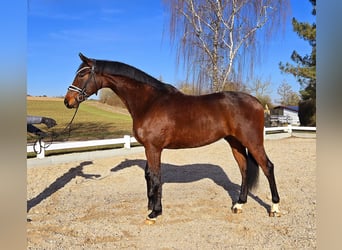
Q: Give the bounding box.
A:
[78,72,87,78]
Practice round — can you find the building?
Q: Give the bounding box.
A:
[269,106,300,126]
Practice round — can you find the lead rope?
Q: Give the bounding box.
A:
[32,62,97,155]
[32,105,79,154]
[63,105,80,136]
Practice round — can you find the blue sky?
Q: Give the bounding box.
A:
[27,0,315,103]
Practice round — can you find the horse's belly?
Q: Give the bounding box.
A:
[165,139,220,149]
[164,127,226,149]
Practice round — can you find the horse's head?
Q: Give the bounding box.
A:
[64,53,99,109]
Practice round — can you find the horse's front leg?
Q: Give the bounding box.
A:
[144,146,162,224]
[144,162,153,211]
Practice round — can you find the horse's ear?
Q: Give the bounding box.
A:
[79,53,91,64]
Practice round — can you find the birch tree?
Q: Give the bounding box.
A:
[164,0,289,93]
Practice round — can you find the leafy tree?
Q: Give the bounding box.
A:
[99,88,125,108]
[177,81,197,95]
[222,80,248,93]
[279,0,316,126]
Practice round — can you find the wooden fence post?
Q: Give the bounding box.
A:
[37,140,45,159]
[287,124,292,136]
[124,135,131,149]
[263,127,266,139]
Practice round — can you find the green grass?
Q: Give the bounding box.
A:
[27,98,133,144]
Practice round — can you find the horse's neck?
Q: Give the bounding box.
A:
[102,75,160,118]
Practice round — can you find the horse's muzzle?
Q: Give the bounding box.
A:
[64,98,76,109]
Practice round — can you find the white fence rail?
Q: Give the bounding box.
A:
[27,135,137,159]
[264,125,316,136]
[28,126,316,159]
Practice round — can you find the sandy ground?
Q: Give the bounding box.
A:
[27,137,316,249]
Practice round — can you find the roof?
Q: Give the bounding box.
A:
[273,105,299,112]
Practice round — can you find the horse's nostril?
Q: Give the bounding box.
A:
[64,98,71,108]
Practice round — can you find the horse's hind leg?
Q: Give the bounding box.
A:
[264,157,280,216]
[248,146,280,217]
[225,136,248,213]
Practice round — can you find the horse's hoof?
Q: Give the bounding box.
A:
[269,203,281,217]
[269,211,281,217]
[232,207,242,214]
[144,216,157,225]
[231,203,243,214]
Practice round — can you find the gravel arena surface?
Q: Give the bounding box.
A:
[27,137,316,249]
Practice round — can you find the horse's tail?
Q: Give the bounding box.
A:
[246,151,259,190]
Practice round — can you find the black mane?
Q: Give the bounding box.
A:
[94,59,178,93]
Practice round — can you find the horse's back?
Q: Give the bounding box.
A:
[134,91,265,149]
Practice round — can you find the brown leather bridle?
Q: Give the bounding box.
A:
[67,61,98,103]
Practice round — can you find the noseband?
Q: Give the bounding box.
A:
[68,61,98,103]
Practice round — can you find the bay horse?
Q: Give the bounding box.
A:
[64,53,280,223]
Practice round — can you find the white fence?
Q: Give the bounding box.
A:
[264,125,316,136]
[27,135,137,159]
[27,125,316,159]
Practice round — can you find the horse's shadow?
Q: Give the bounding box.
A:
[111,159,270,212]
[27,161,101,213]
